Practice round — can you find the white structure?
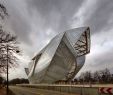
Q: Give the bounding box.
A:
[25,27,90,84]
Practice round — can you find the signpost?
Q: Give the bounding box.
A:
[99,87,113,94]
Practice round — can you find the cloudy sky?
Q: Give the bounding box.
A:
[1,0,113,79]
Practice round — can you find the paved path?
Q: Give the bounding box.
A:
[9,86,78,95]
[17,84,113,88]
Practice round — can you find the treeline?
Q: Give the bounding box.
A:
[0,77,29,86]
[74,68,113,84]
[9,78,29,85]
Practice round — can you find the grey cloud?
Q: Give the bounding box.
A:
[9,15,31,43]
[88,49,113,71]
[26,0,83,32]
[5,0,113,45]
[1,0,113,79]
[77,48,113,77]
[5,0,32,44]
[85,0,113,34]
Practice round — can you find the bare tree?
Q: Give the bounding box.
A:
[78,72,85,84]
[93,71,101,83]
[0,3,8,19]
[77,68,113,84]
[100,68,111,83]
[0,29,20,74]
[0,3,20,74]
[84,71,92,82]
[0,28,20,71]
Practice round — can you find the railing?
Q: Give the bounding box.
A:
[16,83,100,95]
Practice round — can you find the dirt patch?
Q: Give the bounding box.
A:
[0,87,15,95]
[0,88,6,95]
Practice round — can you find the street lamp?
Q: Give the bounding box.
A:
[6,44,8,95]
[6,44,20,95]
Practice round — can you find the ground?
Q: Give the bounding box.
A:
[0,87,6,95]
[0,85,15,95]
[9,86,79,95]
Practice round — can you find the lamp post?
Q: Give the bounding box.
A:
[6,44,20,95]
[6,44,8,95]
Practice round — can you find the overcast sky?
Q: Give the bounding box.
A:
[1,0,113,79]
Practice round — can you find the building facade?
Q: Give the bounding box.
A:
[25,27,90,84]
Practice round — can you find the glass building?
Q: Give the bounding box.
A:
[25,27,90,84]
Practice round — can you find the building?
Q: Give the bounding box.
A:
[25,27,90,84]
